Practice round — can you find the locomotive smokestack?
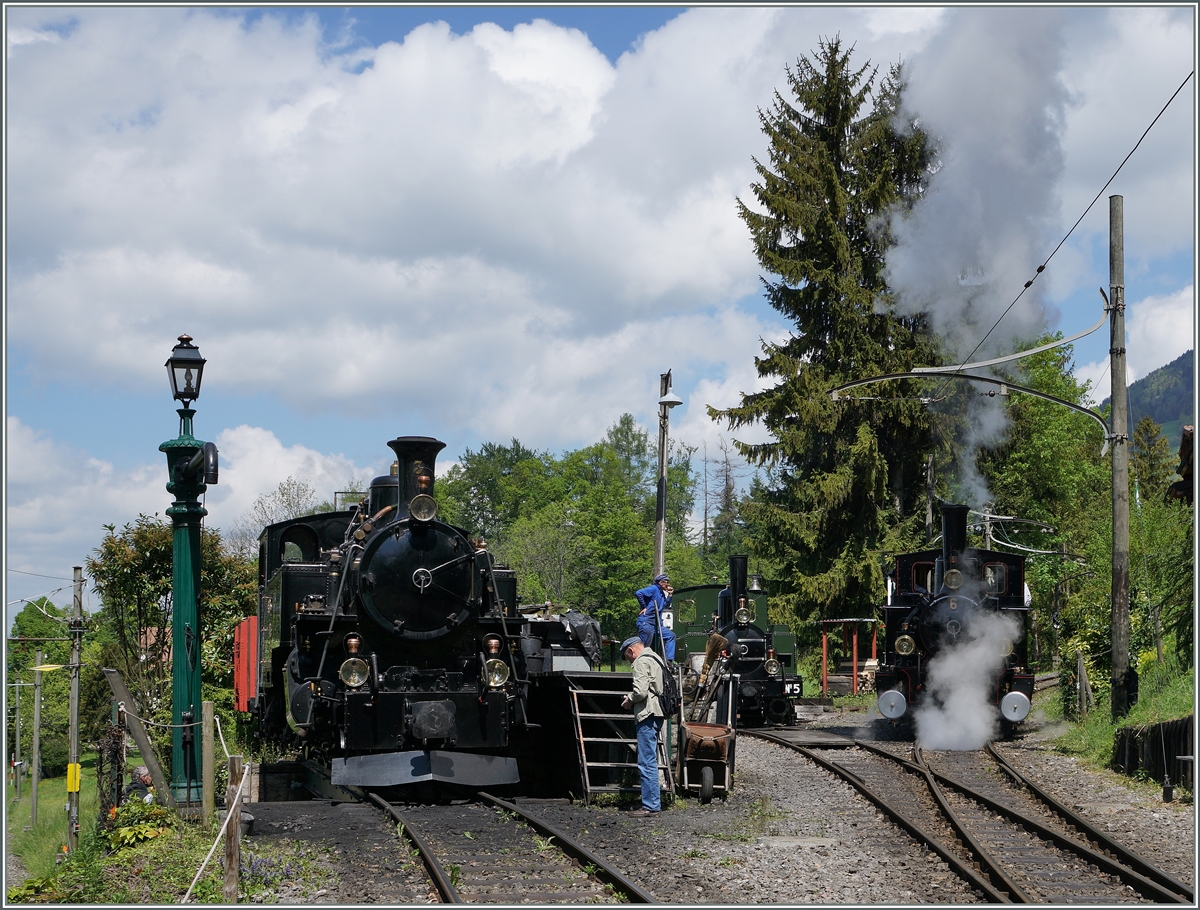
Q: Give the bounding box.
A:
[728,554,749,623]
[387,436,447,518]
[941,503,970,561]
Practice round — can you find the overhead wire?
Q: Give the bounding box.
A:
[7,569,76,581]
[932,69,1194,400]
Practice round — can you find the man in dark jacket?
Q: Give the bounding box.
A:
[635,573,676,661]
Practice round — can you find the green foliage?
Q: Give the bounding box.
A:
[1131,415,1176,500]
[7,598,72,772]
[102,800,176,850]
[710,38,938,626]
[84,515,257,774]
[438,415,699,640]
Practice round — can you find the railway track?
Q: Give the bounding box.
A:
[365,791,655,903]
[746,729,1193,904]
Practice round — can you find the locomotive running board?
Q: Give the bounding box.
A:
[332,750,520,787]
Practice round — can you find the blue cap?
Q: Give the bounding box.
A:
[653,574,670,583]
[620,636,641,654]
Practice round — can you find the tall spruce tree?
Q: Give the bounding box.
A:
[710,38,937,625]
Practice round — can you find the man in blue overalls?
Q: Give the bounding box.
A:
[635,573,676,662]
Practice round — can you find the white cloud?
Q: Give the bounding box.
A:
[3,416,384,612]
[6,25,60,59]
[5,7,1193,599]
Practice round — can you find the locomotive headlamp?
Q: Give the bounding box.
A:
[339,658,370,688]
[894,634,917,656]
[735,606,751,624]
[485,658,510,687]
[944,568,964,590]
[409,494,438,522]
[998,638,1014,657]
[763,658,782,677]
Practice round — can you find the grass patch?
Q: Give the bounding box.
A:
[6,753,100,881]
[1050,657,1194,774]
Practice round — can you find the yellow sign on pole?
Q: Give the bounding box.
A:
[66,763,81,793]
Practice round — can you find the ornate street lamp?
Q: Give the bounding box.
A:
[160,334,218,804]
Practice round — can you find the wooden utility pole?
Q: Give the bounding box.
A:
[14,679,21,800]
[1109,195,1132,721]
[66,567,84,852]
[31,650,42,828]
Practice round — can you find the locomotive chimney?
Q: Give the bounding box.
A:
[387,436,447,519]
[725,554,749,626]
[941,503,970,562]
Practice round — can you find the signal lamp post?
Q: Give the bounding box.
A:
[654,370,684,578]
[161,335,219,803]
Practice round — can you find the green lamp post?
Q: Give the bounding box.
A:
[160,334,218,803]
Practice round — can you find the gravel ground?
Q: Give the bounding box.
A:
[5,691,1188,906]
[216,694,1198,904]
[5,847,28,891]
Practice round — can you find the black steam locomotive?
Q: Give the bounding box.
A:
[675,555,804,727]
[248,436,600,790]
[874,503,1033,725]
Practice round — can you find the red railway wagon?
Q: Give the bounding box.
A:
[233,615,259,713]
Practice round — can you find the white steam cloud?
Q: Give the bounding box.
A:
[914,609,1023,751]
[886,9,1072,506]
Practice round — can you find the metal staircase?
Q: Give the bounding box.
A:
[566,673,673,804]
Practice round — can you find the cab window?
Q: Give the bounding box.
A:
[912,563,934,594]
[983,564,1007,595]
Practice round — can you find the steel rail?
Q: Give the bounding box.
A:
[366,792,462,903]
[855,740,1190,903]
[477,792,657,904]
[743,730,1011,903]
[985,742,1195,902]
[911,745,1032,902]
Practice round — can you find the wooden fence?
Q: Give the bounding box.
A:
[1111,715,1193,791]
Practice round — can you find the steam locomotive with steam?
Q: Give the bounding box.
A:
[246,436,600,791]
[875,503,1033,725]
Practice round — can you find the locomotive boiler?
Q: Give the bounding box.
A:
[248,436,600,790]
[874,503,1033,726]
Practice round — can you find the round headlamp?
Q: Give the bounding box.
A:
[944,568,964,590]
[998,638,1014,657]
[763,658,782,677]
[485,658,510,687]
[894,634,916,656]
[409,494,438,522]
[735,607,751,624]
[339,658,370,688]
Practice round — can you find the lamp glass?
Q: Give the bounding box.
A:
[165,335,206,403]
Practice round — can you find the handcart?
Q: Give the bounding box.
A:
[677,721,733,803]
[676,671,737,804]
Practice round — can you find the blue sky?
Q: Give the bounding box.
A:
[5,6,1196,615]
